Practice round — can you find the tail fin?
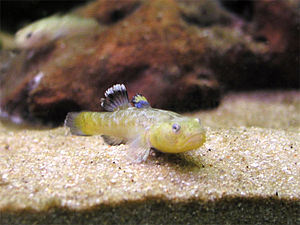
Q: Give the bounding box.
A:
[64,112,87,135]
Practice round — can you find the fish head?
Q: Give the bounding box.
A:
[149,117,206,153]
[15,25,50,49]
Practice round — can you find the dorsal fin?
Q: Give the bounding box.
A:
[100,84,131,111]
[131,94,151,108]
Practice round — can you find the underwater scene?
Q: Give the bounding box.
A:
[0,0,299,224]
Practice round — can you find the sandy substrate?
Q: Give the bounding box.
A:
[0,91,299,224]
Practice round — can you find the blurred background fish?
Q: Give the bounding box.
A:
[15,14,100,49]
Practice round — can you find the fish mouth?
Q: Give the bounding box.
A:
[189,132,205,142]
[182,133,206,149]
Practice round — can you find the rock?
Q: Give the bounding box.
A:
[0,0,298,125]
[0,91,299,224]
[74,0,142,24]
[1,0,222,124]
[252,0,299,53]
[250,0,300,87]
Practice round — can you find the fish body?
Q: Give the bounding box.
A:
[15,14,99,49]
[65,84,206,162]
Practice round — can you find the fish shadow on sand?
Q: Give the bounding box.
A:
[149,149,204,172]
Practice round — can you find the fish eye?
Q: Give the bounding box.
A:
[172,123,181,133]
[26,32,32,39]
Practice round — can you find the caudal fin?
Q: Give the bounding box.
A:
[64,112,87,135]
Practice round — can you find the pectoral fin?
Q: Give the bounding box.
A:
[127,136,151,163]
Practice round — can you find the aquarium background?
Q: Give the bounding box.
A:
[0,1,299,224]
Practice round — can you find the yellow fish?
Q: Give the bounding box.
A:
[15,14,99,49]
[65,84,206,162]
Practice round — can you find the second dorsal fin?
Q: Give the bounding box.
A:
[100,84,131,111]
[132,94,151,108]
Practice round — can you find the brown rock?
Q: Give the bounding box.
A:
[75,0,142,24]
[0,0,221,124]
[250,0,300,87]
[0,0,298,125]
[253,0,299,53]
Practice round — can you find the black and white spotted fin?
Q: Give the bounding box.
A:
[100,84,131,112]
